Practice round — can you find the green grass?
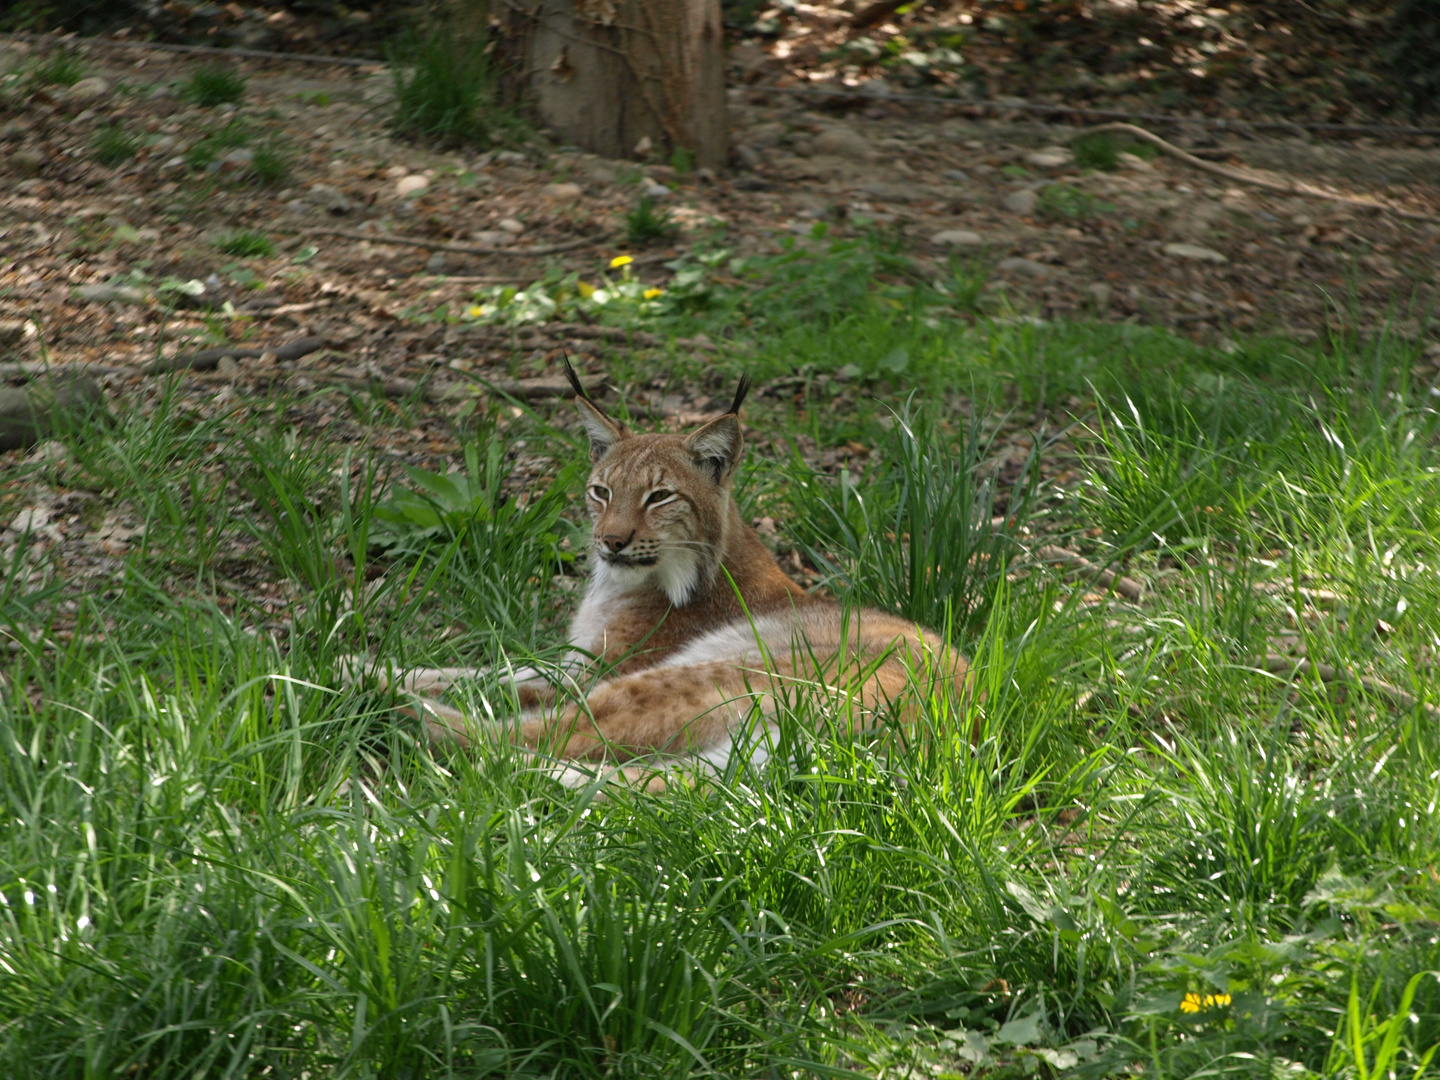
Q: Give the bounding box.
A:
[389,28,527,148]
[4,236,1440,1078]
[625,193,679,245]
[90,123,139,166]
[215,229,276,258]
[183,118,251,170]
[29,49,85,87]
[182,63,246,107]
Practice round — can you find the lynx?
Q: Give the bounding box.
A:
[370,364,968,783]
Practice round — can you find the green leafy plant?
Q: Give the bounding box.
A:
[184,119,251,170]
[1037,182,1108,221]
[248,144,289,186]
[625,193,678,245]
[182,64,246,107]
[30,49,85,86]
[390,28,527,148]
[91,123,139,166]
[215,230,275,258]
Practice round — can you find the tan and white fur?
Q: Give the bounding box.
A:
[371,367,968,784]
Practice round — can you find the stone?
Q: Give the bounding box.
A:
[1003,188,1038,215]
[160,155,185,172]
[1087,282,1112,306]
[497,218,525,235]
[642,181,671,199]
[75,283,146,304]
[385,165,408,179]
[575,157,620,184]
[996,257,1051,278]
[1162,242,1228,264]
[1024,147,1071,169]
[812,127,876,160]
[942,169,970,183]
[931,229,983,247]
[395,174,429,197]
[859,181,916,203]
[425,252,449,274]
[494,150,528,165]
[733,144,762,171]
[542,181,583,200]
[307,183,354,214]
[470,230,514,247]
[66,76,111,101]
[219,147,254,172]
[215,355,241,378]
[9,147,43,177]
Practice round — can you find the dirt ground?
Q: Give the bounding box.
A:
[1,33,1438,621]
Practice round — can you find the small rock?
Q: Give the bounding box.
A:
[696,166,716,184]
[642,181,671,199]
[1087,282,1112,306]
[283,198,310,216]
[931,229,983,247]
[811,127,876,160]
[1024,147,1071,169]
[9,147,43,177]
[307,182,354,214]
[733,143,763,170]
[25,439,70,467]
[996,257,1051,278]
[1162,242,1228,264]
[494,150,528,165]
[497,218,525,235]
[75,283,146,304]
[859,181,916,203]
[542,181,583,201]
[219,147,254,172]
[215,355,241,378]
[575,157,619,184]
[425,252,449,274]
[633,135,653,157]
[67,76,111,101]
[160,155,185,172]
[470,230,514,247]
[385,165,409,179]
[395,174,430,197]
[942,169,970,183]
[1003,189,1038,215]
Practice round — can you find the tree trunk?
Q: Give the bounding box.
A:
[495,0,727,170]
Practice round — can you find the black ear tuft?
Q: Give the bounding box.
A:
[727,374,751,416]
[562,354,591,401]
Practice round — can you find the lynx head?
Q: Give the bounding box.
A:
[565,360,750,606]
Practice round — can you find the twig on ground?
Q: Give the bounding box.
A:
[148,335,328,374]
[1073,122,1440,224]
[1259,655,1439,718]
[1036,544,1146,602]
[0,373,107,451]
[307,230,602,257]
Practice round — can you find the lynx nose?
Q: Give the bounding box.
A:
[601,531,634,554]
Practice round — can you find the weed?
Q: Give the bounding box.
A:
[30,49,85,86]
[1037,182,1107,221]
[182,64,246,107]
[184,119,251,170]
[670,146,695,175]
[248,143,289,187]
[390,28,526,148]
[1073,130,1160,171]
[91,123,139,166]
[215,230,275,258]
[625,193,678,245]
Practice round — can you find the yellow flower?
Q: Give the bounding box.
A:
[1212,993,1232,1007]
[609,255,634,269]
[576,280,596,298]
[466,305,483,318]
[643,287,663,299]
[1181,993,1203,1014]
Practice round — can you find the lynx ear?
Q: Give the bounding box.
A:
[575,396,627,462]
[564,355,626,462]
[686,413,743,484]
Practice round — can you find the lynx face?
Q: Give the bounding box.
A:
[574,390,746,606]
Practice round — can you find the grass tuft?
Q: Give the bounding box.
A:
[182,63,247,107]
[390,29,526,148]
[625,193,678,245]
[90,123,139,166]
[247,143,289,186]
[215,229,275,258]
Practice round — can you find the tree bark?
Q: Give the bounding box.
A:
[494,0,727,169]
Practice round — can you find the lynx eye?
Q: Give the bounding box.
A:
[588,484,611,502]
[644,489,675,507]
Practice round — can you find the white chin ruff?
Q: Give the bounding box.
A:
[654,548,702,606]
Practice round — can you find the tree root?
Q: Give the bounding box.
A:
[1073,122,1440,224]
[306,229,603,258]
[1259,654,1439,718]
